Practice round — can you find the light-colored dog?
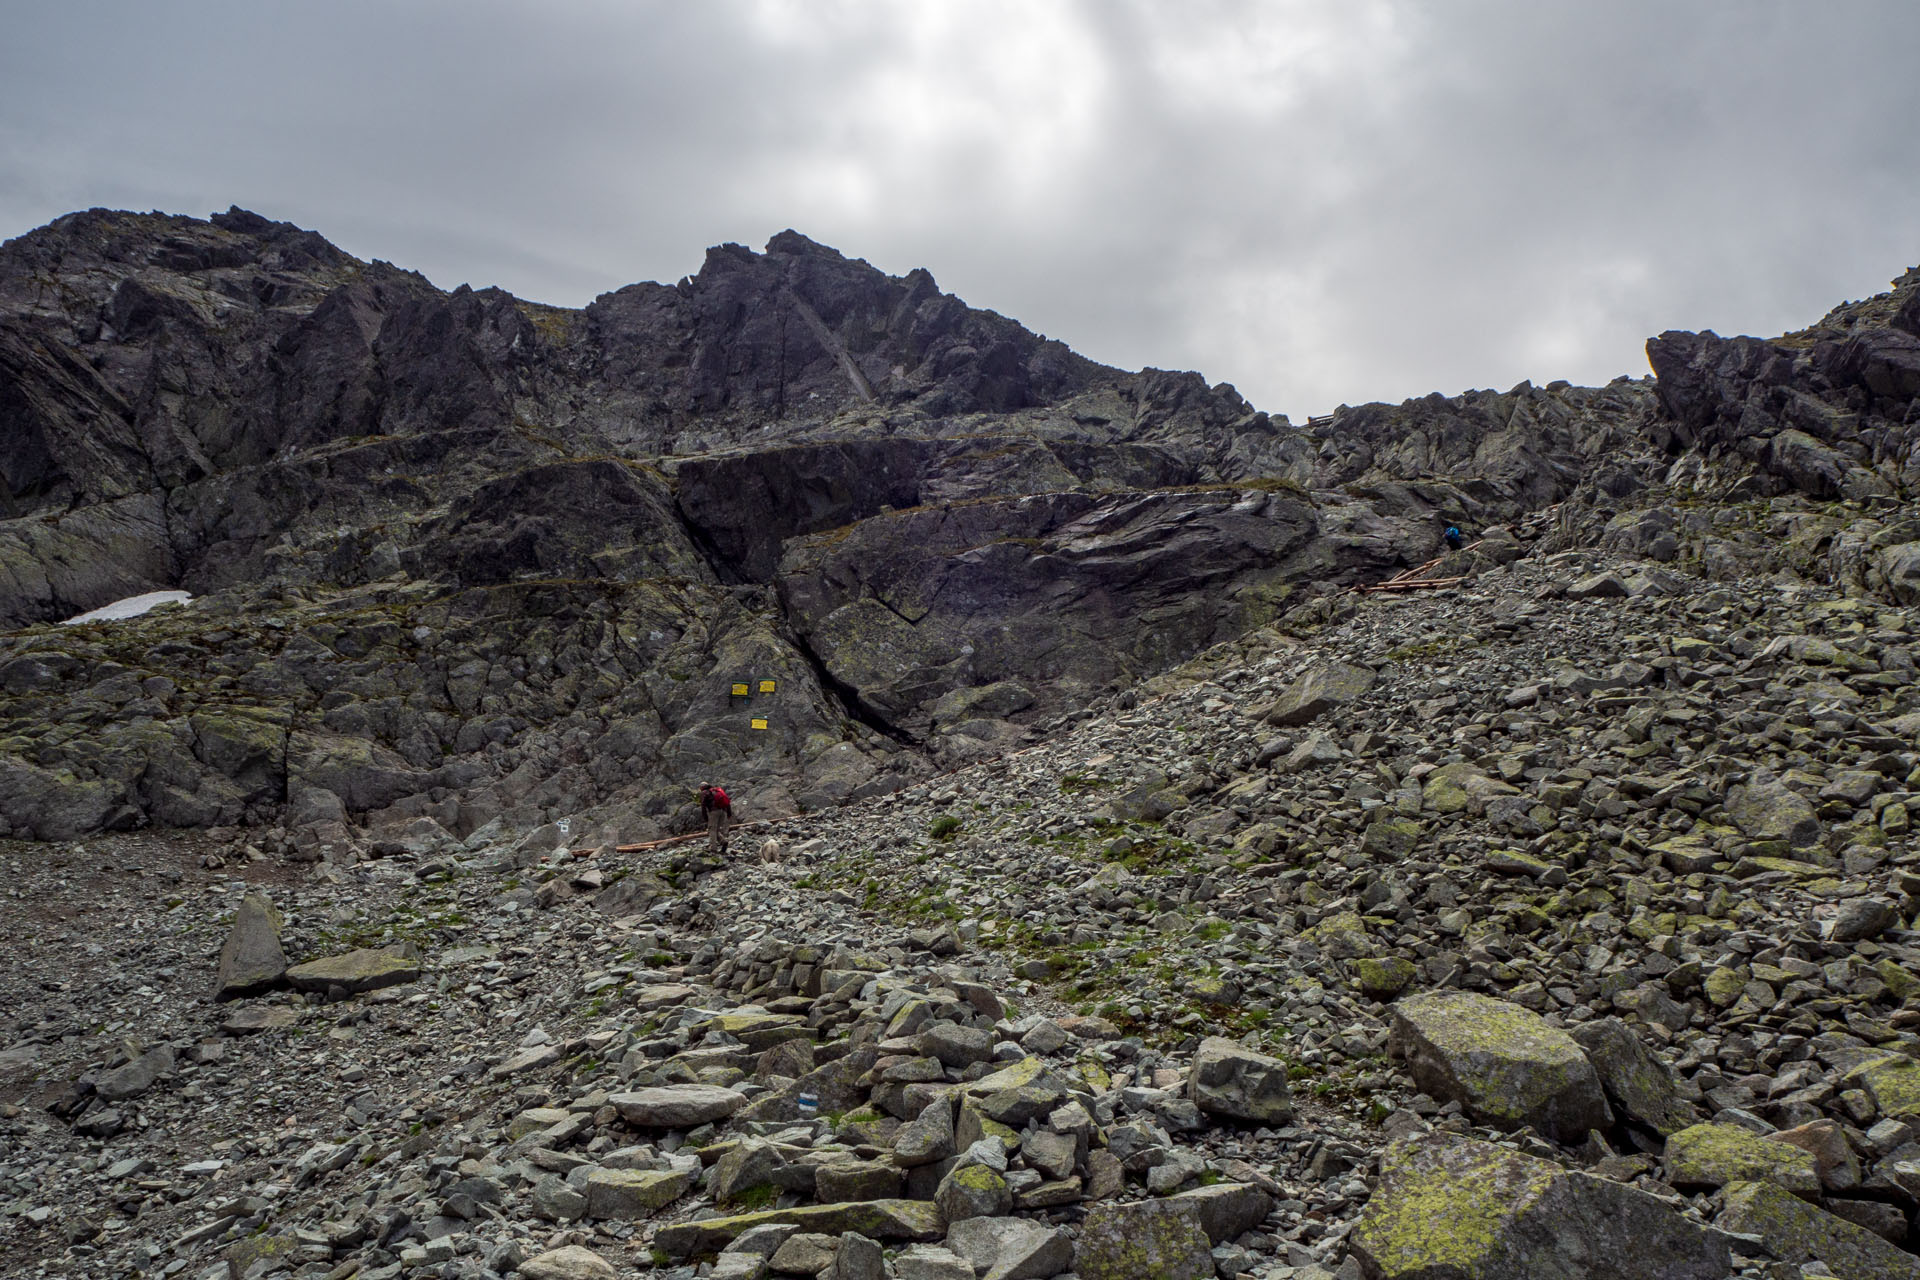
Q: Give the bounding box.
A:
[760,838,784,865]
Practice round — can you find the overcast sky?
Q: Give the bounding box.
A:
[3,1,1918,422]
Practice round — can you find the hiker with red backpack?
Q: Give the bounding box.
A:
[699,783,733,854]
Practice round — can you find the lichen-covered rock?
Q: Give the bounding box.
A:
[1186,1036,1294,1124]
[652,1200,945,1258]
[611,1084,748,1128]
[1726,774,1821,848]
[934,1162,1010,1220]
[213,892,286,1001]
[1348,1134,1728,1280]
[1844,1055,1920,1122]
[1719,1180,1920,1280]
[1663,1123,1821,1197]
[1260,659,1376,727]
[517,1245,618,1280]
[1388,992,1609,1141]
[1567,1017,1699,1136]
[1074,1198,1214,1280]
[1421,763,1519,817]
[1351,956,1417,1000]
[284,941,420,994]
[583,1167,693,1220]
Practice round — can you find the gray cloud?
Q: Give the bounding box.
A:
[3,0,1917,421]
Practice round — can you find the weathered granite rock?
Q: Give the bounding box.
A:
[284,942,420,994]
[1170,1182,1276,1244]
[517,1245,618,1280]
[1075,1198,1214,1280]
[945,1216,1073,1280]
[1388,992,1609,1141]
[934,1162,1010,1221]
[95,1046,173,1103]
[1719,1180,1920,1280]
[583,1167,693,1220]
[1726,775,1821,849]
[1844,1055,1920,1123]
[213,892,287,1001]
[652,1200,944,1258]
[1567,1017,1699,1136]
[1261,659,1376,727]
[1664,1123,1821,1197]
[1186,1036,1294,1124]
[1349,1134,1729,1280]
[611,1084,748,1128]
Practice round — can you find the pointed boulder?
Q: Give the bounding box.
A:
[214,893,286,1001]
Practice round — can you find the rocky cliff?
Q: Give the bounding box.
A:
[0,207,1917,859]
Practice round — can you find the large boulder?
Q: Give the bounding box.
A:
[1260,659,1376,727]
[1388,992,1608,1142]
[611,1084,749,1128]
[1074,1198,1214,1280]
[1663,1123,1821,1198]
[944,1216,1073,1280]
[1719,1180,1920,1280]
[517,1245,618,1280]
[1726,774,1821,849]
[213,893,288,1001]
[1186,1036,1294,1124]
[284,942,420,995]
[652,1200,944,1258]
[1567,1017,1699,1136]
[1348,1134,1729,1280]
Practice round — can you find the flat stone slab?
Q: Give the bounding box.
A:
[583,1168,693,1220]
[1261,659,1376,727]
[1389,991,1608,1142]
[611,1084,748,1127]
[652,1199,944,1257]
[691,1011,813,1051]
[285,942,421,994]
[221,1005,299,1036]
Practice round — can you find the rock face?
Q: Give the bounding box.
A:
[1348,1134,1729,1280]
[3,210,1917,843]
[1388,993,1608,1142]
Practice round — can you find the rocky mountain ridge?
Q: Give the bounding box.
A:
[3,206,1920,1280]
[3,208,1915,857]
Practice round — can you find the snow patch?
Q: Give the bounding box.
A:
[61,590,193,625]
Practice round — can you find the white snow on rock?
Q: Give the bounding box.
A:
[61,590,193,625]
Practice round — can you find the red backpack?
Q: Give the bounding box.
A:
[709,786,730,810]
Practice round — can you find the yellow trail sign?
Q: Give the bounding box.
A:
[731,683,749,696]
[751,718,769,730]
[759,680,776,693]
